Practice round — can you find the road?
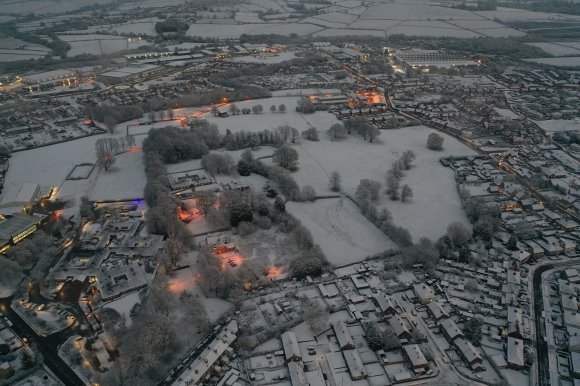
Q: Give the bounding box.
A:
[531,257,580,386]
[0,297,85,386]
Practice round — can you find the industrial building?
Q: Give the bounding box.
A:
[0,213,47,253]
[96,64,162,85]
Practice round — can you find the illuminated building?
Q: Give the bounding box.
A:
[0,213,47,254]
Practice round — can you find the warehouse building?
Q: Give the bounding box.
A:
[96,64,162,85]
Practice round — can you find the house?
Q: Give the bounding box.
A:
[389,315,411,339]
[332,321,355,350]
[176,320,238,386]
[565,310,580,330]
[571,352,580,379]
[506,337,524,369]
[439,318,464,343]
[374,292,397,315]
[427,301,449,322]
[288,361,307,386]
[512,250,531,265]
[402,344,428,374]
[413,283,436,304]
[351,275,369,290]
[507,306,523,338]
[343,350,367,380]
[455,338,484,371]
[281,331,301,362]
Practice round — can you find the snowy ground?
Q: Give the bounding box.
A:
[287,125,475,241]
[534,119,580,133]
[525,57,580,67]
[287,198,396,266]
[200,96,337,135]
[89,150,146,201]
[527,41,580,57]
[101,291,142,328]
[167,264,232,323]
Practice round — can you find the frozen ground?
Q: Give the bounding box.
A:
[287,198,395,266]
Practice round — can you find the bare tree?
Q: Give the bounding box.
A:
[196,191,217,214]
[290,127,300,144]
[389,160,404,180]
[270,104,277,113]
[329,171,341,192]
[302,298,329,335]
[386,176,400,200]
[447,222,471,247]
[211,105,219,117]
[400,150,416,170]
[277,125,293,142]
[401,184,413,202]
[202,153,234,175]
[301,185,316,202]
[327,123,347,139]
[278,103,287,113]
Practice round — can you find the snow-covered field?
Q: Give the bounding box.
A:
[90,150,146,201]
[186,23,321,38]
[527,42,580,56]
[3,135,106,189]
[102,291,142,327]
[201,97,474,241]
[534,119,580,133]
[288,125,475,241]
[58,34,149,56]
[229,51,298,64]
[287,198,395,266]
[200,97,337,134]
[477,7,580,22]
[525,56,580,67]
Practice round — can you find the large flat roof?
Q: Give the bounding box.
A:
[0,214,45,242]
[0,183,39,207]
[99,64,159,79]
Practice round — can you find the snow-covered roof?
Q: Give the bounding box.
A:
[374,292,396,314]
[343,349,366,380]
[0,183,40,208]
[427,301,448,320]
[281,331,301,362]
[389,315,410,338]
[413,283,435,303]
[176,320,238,386]
[455,338,482,365]
[439,318,463,341]
[332,321,354,350]
[506,337,524,367]
[288,361,307,386]
[402,344,427,368]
